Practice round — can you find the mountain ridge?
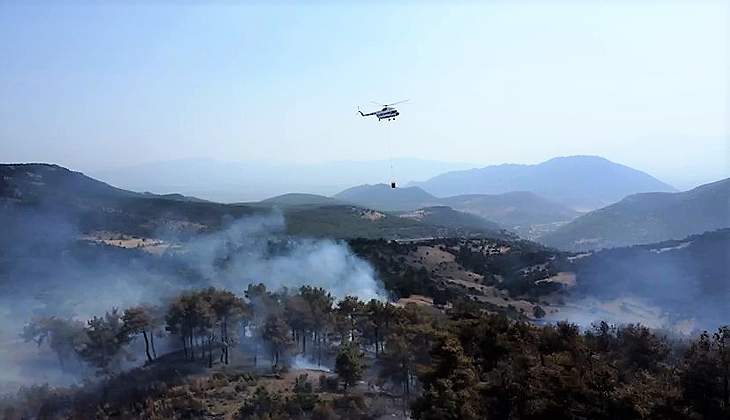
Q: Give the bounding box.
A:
[0,164,508,241]
[331,183,580,234]
[539,177,730,251]
[410,155,676,211]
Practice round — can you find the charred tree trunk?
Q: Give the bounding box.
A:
[181,335,188,360]
[317,332,322,367]
[219,322,225,364]
[208,334,213,368]
[142,331,152,362]
[191,333,196,360]
[188,325,195,360]
[151,332,157,359]
[374,327,379,359]
[223,320,229,365]
[722,366,730,409]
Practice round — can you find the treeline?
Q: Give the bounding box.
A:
[18,284,421,387]
[412,314,730,419]
[9,284,730,419]
[4,284,436,418]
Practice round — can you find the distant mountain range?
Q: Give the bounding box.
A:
[331,183,579,233]
[0,164,506,241]
[9,160,718,250]
[540,178,730,251]
[89,158,477,203]
[410,155,676,211]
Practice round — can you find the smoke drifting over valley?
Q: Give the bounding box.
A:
[0,207,383,391]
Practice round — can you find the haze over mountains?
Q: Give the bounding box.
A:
[441,192,580,227]
[541,177,730,251]
[0,164,507,241]
[89,158,477,203]
[569,228,730,327]
[6,156,725,252]
[87,156,678,212]
[19,153,720,249]
[332,183,579,236]
[0,164,263,238]
[411,155,676,211]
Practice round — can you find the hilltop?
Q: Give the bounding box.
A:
[260,193,341,206]
[540,178,730,251]
[410,155,676,211]
[333,184,440,212]
[88,158,478,202]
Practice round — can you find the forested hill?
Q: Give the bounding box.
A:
[539,177,730,251]
[571,228,730,324]
[331,185,580,234]
[0,163,263,237]
[441,191,580,230]
[0,163,509,241]
[333,184,439,212]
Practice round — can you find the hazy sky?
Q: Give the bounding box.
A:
[1,1,728,188]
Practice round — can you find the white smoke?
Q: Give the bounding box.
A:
[291,354,331,372]
[182,213,384,301]
[0,210,384,391]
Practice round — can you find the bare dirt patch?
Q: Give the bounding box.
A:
[536,271,576,287]
[81,231,171,254]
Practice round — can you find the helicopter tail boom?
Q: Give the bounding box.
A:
[357,107,375,117]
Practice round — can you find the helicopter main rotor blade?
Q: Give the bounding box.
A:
[370,101,384,106]
[387,99,410,106]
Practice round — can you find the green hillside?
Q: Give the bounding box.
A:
[539,178,730,251]
[333,183,440,212]
[260,193,340,206]
[442,191,580,227]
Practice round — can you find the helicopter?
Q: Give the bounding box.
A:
[357,100,408,189]
[358,100,409,121]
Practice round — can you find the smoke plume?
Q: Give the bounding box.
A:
[0,208,383,391]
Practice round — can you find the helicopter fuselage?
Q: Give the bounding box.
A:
[359,106,400,121]
[375,107,399,120]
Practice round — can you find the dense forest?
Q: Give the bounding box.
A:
[2,282,730,419]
